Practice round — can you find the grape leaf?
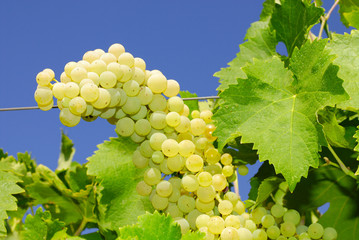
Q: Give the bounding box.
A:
[286,166,359,240]
[57,130,75,171]
[338,0,359,29]
[326,31,359,110]
[0,170,24,237]
[182,231,205,240]
[21,208,66,240]
[225,137,258,165]
[0,149,8,159]
[87,137,152,231]
[215,0,277,91]
[270,0,323,57]
[214,40,349,191]
[119,211,182,240]
[255,177,284,207]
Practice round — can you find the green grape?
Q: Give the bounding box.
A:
[160,158,173,175]
[140,140,154,158]
[186,154,203,173]
[222,165,233,177]
[148,159,160,170]
[200,110,213,123]
[224,215,241,228]
[149,111,167,130]
[190,118,206,136]
[195,199,215,213]
[218,200,233,215]
[52,82,66,100]
[196,214,210,229]
[99,71,117,88]
[244,219,257,233]
[308,222,324,239]
[224,191,240,204]
[194,137,208,149]
[161,139,179,157]
[107,62,124,80]
[91,108,101,117]
[207,216,225,235]
[36,71,52,86]
[35,86,53,105]
[118,52,134,67]
[204,164,222,175]
[288,237,297,240]
[167,96,184,113]
[80,83,99,102]
[296,225,308,235]
[106,88,121,107]
[168,187,181,202]
[136,180,152,196]
[89,59,107,75]
[92,88,111,109]
[283,209,300,225]
[276,236,287,240]
[251,207,267,224]
[119,65,133,82]
[169,177,182,189]
[156,180,173,197]
[166,154,185,172]
[93,49,105,56]
[178,140,195,157]
[71,66,87,83]
[221,227,239,240]
[147,73,167,93]
[174,217,190,235]
[137,86,153,105]
[163,79,180,97]
[149,94,167,112]
[132,149,149,169]
[151,193,168,210]
[233,200,245,215]
[197,171,212,187]
[143,167,161,185]
[132,67,145,85]
[77,60,90,71]
[197,186,216,203]
[175,116,191,133]
[166,111,181,127]
[205,148,221,164]
[131,106,148,120]
[130,132,145,143]
[198,227,215,240]
[108,43,125,58]
[181,174,199,192]
[299,232,310,240]
[100,52,117,64]
[271,204,286,218]
[69,97,87,115]
[220,153,233,165]
[237,165,249,176]
[64,61,78,76]
[267,225,281,239]
[117,88,128,106]
[87,72,100,86]
[186,209,202,230]
[60,72,71,83]
[237,227,253,240]
[100,107,116,119]
[149,132,167,151]
[115,108,126,119]
[151,151,164,164]
[280,222,296,237]
[134,119,151,136]
[261,214,275,228]
[123,79,140,96]
[59,108,81,127]
[122,96,141,115]
[253,229,267,240]
[43,68,55,79]
[166,203,183,218]
[115,117,135,137]
[177,195,195,213]
[39,100,54,111]
[212,174,227,191]
[323,227,337,240]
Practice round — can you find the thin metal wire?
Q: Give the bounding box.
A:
[0,96,219,112]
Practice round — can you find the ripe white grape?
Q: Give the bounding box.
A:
[266,225,280,239]
[143,167,161,186]
[107,62,124,80]
[36,71,52,86]
[151,193,168,210]
[69,97,87,115]
[222,165,234,177]
[221,227,239,240]
[64,82,80,98]
[196,214,210,229]
[174,218,190,235]
[115,117,135,137]
[83,51,100,63]
[197,186,216,203]
[163,79,179,97]
[261,214,275,228]
[43,68,55,79]
[181,174,199,192]
[92,88,111,109]
[34,86,53,105]
[93,49,105,56]
[168,187,181,202]
[160,159,173,175]
[308,222,324,239]
[207,216,225,234]
[178,140,195,157]
[252,229,267,240]
[167,96,184,113]
[122,96,141,115]
[38,100,54,111]
[134,57,146,71]
[200,110,213,123]
[186,209,202,230]
[151,151,164,164]
[135,119,152,136]
[156,180,172,197]
[119,65,133,82]
[132,67,145,85]
[280,221,296,237]
[131,106,148,120]
[148,94,167,112]
[238,165,249,176]
[147,74,167,93]
[136,180,152,196]
[224,191,240,204]
[161,139,179,157]
[132,150,149,168]
[71,66,87,83]
[220,153,233,165]
[166,154,185,172]
[149,111,167,130]
[185,154,203,172]
[100,52,117,64]
[166,111,181,127]
[244,219,257,233]
[87,72,100,86]
[138,86,153,105]
[166,203,183,218]
[60,72,72,83]
[108,43,125,58]
[59,108,81,127]
[224,215,241,229]
[271,204,285,218]
[205,148,221,164]
[190,118,206,136]
[251,207,267,224]
[123,80,140,96]
[80,83,99,102]
[323,227,337,240]
[195,199,215,213]
[212,174,227,191]
[118,52,135,67]
[283,209,300,225]
[79,78,94,89]
[233,200,245,215]
[197,171,212,187]
[99,71,117,89]
[89,59,107,75]
[175,116,191,133]
[218,200,233,216]
[177,195,196,213]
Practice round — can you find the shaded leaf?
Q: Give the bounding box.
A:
[57,131,75,171]
[338,0,359,29]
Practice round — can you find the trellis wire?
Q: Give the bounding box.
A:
[0,96,220,112]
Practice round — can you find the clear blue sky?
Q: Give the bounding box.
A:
[0,0,349,199]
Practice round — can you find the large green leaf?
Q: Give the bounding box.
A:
[270,0,323,57]
[87,137,152,231]
[0,170,24,237]
[214,40,348,191]
[21,208,66,240]
[326,31,359,110]
[215,0,277,91]
[338,0,359,29]
[286,166,359,240]
[119,211,182,240]
[57,130,75,171]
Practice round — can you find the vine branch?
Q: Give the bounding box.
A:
[318,0,340,39]
[327,144,356,179]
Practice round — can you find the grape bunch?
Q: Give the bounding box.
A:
[34,44,338,240]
